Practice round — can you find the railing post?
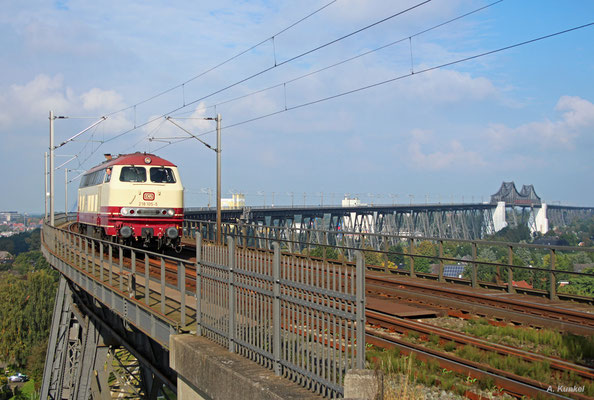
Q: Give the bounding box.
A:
[78,236,82,267]
[108,244,113,286]
[119,247,124,292]
[408,238,415,277]
[179,261,186,327]
[70,234,74,264]
[228,235,235,353]
[438,240,445,282]
[84,239,89,273]
[145,254,150,306]
[471,242,478,288]
[355,250,365,369]
[131,251,136,299]
[91,241,96,275]
[549,249,557,300]
[160,257,166,315]
[241,224,247,248]
[507,245,515,293]
[272,242,281,376]
[57,230,62,258]
[99,242,104,283]
[382,239,389,273]
[196,235,202,335]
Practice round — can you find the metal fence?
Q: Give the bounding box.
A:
[198,236,365,397]
[42,220,365,398]
[184,219,594,302]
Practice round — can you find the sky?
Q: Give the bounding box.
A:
[1,0,593,212]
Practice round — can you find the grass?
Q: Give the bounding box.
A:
[366,347,499,399]
[9,380,38,400]
[463,318,594,365]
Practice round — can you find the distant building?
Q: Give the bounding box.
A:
[0,211,18,223]
[342,197,365,207]
[511,280,533,289]
[0,251,13,264]
[221,194,245,209]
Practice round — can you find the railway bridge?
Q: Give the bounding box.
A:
[185,182,594,241]
[40,214,366,399]
[39,185,594,399]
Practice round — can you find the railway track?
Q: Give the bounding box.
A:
[365,272,594,336]
[65,225,594,398]
[365,329,591,400]
[366,308,594,380]
[79,228,594,335]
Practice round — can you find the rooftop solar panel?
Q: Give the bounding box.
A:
[443,265,465,278]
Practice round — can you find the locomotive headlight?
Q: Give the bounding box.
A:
[167,209,175,216]
[121,208,130,216]
[120,226,133,238]
[166,226,179,239]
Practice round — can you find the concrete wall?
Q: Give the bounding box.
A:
[170,335,322,400]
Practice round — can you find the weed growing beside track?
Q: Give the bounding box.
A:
[461,318,594,365]
[366,347,514,399]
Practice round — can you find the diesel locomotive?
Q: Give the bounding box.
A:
[77,152,184,250]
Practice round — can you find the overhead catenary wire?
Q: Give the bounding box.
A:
[168,0,504,119]
[151,21,594,153]
[105,0,339,117]
[104,0,432,145]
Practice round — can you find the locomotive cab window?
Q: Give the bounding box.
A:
[150,167,176,183]
[120,166,147,182]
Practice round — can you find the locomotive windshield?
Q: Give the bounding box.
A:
[150,167,176,183]
[120,167,147,182]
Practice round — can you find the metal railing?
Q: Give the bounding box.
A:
[183,219,594,302]
[42,220,365,398]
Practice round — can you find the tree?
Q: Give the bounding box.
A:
[387,244,404,265]
[559,267,594,296]
[12,251,48,274]
[0,268,58,365]
[405,241,436,274]
[306,246,341,261]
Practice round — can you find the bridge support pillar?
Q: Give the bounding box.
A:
[493,201,507,232]
[534,203,549,234]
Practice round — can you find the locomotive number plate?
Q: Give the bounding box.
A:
[143,192,155,201]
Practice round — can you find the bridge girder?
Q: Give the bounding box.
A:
[41,273,176,399]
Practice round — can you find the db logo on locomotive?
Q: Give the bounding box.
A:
[143,192,156,201]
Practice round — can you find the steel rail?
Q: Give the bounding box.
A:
[365,330,588,400]
[366,274,594,327]
[366,309,594,380]
[365,280,594,336]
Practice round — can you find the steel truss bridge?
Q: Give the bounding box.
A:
[185,203,594,241]
[185,182,593,240]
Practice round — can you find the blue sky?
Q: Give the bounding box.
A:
[1,0,593,212]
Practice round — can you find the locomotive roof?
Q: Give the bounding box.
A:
[85,153,177,174]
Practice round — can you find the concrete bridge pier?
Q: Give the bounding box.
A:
[493,201,508,232]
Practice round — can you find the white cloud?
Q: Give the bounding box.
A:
[401,68,498,103]
[0,74,132,130]
[486,95,594,150]
[408,135,485,170]
[81,88,125,112]
[7,74,73,121]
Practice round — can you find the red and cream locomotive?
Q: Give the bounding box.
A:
[77,153,184,250]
